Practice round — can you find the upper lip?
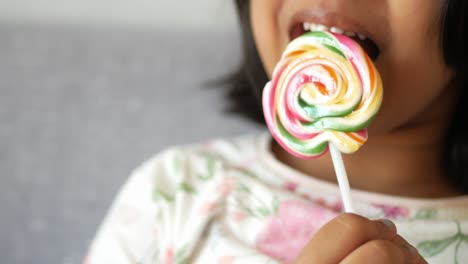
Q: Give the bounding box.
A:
[285,9,382,49]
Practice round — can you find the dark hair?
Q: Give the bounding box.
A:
[227,0,468,193]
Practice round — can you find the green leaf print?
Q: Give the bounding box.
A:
[461,233,468,243]
[179,182,196,194]
[197,156,217,181]
[234,166,259,179]
[173,155,183,175]
[175,244,189,264]
[271,196,279,215]
[236,182,251,194]
[454,239,464,264]
[417,235,458,258]
[244,207,256,218]
[416,221,468,262]
[414,208,438,219]
[152,189,174,202]
[256,207,272,217]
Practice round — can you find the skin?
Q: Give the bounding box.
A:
[251,0,459,198]
[293,214,427,264]
[249,0,460,262]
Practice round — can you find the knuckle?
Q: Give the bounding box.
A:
[369,239,392,253]
[336,213,369,228]
[392,235,407,246]
[367,240,405,262]
[336,213,374,235]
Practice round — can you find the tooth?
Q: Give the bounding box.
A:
[303,22,310,31]
[308,23,318,31]
[330,27,344,34]
[316,24,328,32]
[344,31,356,37]
[358,34,366,40]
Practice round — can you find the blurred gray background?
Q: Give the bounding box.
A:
[0,1,262,263]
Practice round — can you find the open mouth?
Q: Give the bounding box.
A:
[289,22,380,61]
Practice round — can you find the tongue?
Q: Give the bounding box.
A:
[351,37,380,61]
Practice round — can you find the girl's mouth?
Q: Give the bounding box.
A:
[289,22,381,61]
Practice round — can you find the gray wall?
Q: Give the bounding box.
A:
[0,2,263,264]
[0,0,237,31]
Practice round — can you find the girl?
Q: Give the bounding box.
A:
[86,0,468,263]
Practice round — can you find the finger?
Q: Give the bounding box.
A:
[294,214,398,264]
[392,235,428,264]
[340,239,420,264]
[391,235,408,247]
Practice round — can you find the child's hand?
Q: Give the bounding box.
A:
[293,214,427,264]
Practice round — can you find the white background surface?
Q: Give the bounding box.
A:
[0,0,237,30]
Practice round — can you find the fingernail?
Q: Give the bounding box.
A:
[404,243,419,258]
[380,219,397,232]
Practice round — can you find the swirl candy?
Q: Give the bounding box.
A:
[263,31,383,159]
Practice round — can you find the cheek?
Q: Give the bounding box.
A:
[374,53,452,132]
[250,0,283,78]
[370,0,454,131]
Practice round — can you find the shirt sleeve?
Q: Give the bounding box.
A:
[85,147,227,264]
[85,151,163,264]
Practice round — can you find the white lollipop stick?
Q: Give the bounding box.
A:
[329,143,355,213]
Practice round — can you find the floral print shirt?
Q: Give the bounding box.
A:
[86,133,468,264]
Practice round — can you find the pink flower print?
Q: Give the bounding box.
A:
[331,201,343,213]
[316,198,327,207]
[373,204,409,219]
[218,255,235,264]
[315,198,343,213]
[255,199,338,263]
[282,181,298,192]
[217,176,235,197]
[300,193,312,200]
[231,210,248,223]
[164,247,174,264]
[200,201,218,214]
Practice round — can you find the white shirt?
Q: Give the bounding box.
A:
[86,133,468,263]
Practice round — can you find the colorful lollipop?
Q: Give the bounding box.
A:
[263,31,383,212]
